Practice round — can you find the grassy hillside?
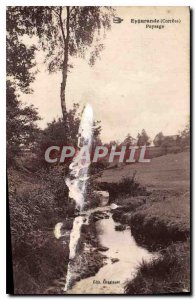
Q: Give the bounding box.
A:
[98,151,190,192]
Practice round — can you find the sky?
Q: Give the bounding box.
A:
[20,6,190,143]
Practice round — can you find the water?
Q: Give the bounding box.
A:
[68,211,156,294]
[54,103,156,294]
[65,103,93,211]
[54,190,156,294]
[63,103,94,291]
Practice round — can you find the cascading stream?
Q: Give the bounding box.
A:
[63,103,93,291]
[53,103,157,294]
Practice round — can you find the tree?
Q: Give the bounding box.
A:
[179,123,190,148]
[8,6,114,139]
[153,132,164,147]
[38,103,102,166]
[6,7,37,93]
[7,9,41,166]
[123,133,135,146]
[137,129,151,146]
[7,81,41,166]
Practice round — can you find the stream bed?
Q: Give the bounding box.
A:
[68,210,156,294]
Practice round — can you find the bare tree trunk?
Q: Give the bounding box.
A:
[59,6,70,142]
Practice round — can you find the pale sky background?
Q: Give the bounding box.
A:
[21,6,190,143]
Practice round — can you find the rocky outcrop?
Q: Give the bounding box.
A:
[89,211,110,223]
[115,224,126,231]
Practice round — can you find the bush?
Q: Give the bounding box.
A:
[89,161,109,175]
[8,166,73,294]
[98,174,147,201]
[13,233,68,294]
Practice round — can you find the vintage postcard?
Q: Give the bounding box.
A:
[7,6,190,295]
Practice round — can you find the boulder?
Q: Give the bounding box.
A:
[115,224,126,231]
[111,258,119,264]
[97,246,109,252]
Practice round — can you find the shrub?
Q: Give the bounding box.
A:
[8,166,73,294]
[98,174,147,201]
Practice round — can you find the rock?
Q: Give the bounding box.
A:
[90,211,109,222]
[94,190,109,206]
[111,258,119,264]
[97,246,109,252]
[80,213,87,217]
[110,203,118,210]
[115,224,126,231]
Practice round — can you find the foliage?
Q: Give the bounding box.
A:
[7,81,41,166]
[107,140,119,147]
[89,161,110,176]
[6,7,37,93]
[7,8,41,166]
[37,103,102,166]
[39,104,81,150]
[137,129,151,146]
[8,166,72,294]
[153,132,164,147]
[179,123,190,148]
[161,136,180,148]
[123,133,136,146]
[153,124,190,150]
[7,6,114,130]
[9,6,114,69]
[98,174,146,201]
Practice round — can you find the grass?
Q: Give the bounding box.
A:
[104,152,190,294]
[98,152,190,192]
[125,242,190,294]
[129,191,190,251]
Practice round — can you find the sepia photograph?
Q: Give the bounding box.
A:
[6,6,190,295]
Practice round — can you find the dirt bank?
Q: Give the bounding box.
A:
[112,190,189,251]
[110,189,190,294]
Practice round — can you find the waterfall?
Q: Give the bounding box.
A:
[64,103,93,291]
